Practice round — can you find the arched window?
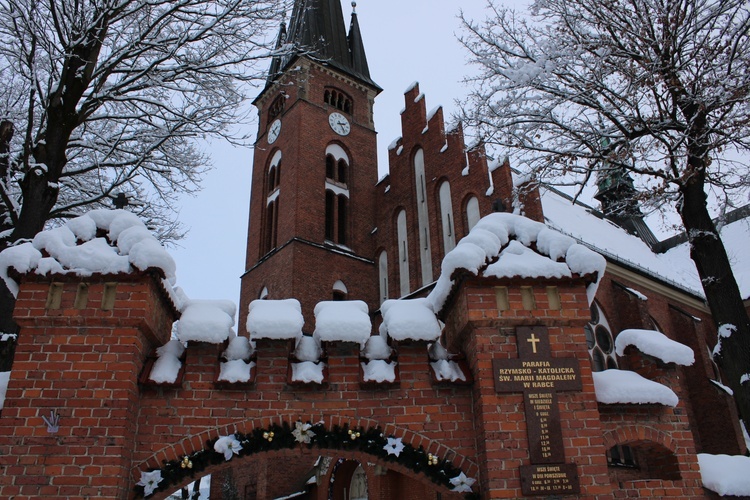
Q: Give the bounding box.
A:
[324,87,353,114]
[324,145,350,246]
[263,151,282,254]
[438,181,456,254]
[332,280,348,301]
[378,251,389,304]
[466,196,480,231]
[397,209,410,296]
[413,149,433,285]
[585,302,617,371]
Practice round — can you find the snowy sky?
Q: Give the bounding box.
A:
[170,1,528,308]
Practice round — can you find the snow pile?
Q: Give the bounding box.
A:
[381,298,441,342]
[177,300,236,344]
[426,212,606,312]
[362,335,392,360]
[0,210,176,297]
[294,335,322,362]
[291,361,325,384]
[713,324,737,358]
[361,359,397,383]
[698,454,750,496]
[428,342,467,382]
[615,329,695,365]
[149,340,185,384]
[592,369,678,407]
[0,371,10,410]
[314,301,371,345]
[218,335,255,383]
[247,299,304,340]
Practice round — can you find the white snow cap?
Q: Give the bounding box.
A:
[314,300,371,345]
[361,360,397,383]
[615,329,695,366]
[362,335,392,360]
[223,335,254,361]
[218,359,255,383]
[698,454,750,496]
[291,361,326,384]
[381,298,442,342]
[592,369,678,407]
[149,340,185,384]
[177,300,236,344]
[427,212,606,312]
[0,210,177,297]
[247,299,304,340]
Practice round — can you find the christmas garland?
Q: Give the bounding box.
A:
[135,421,479,499]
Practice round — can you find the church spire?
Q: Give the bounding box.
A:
[267,0,379,90]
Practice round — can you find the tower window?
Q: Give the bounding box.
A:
[325,190,335,241]
[263,151,282,255]
[324,88,352,114]
[268,95,285,123]
[337,196,348,245]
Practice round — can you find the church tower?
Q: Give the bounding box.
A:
[240,0,381,329]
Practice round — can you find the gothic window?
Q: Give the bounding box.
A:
[466,196,481,232]
[438,181,456,254]
[413,149,433,285]
[324,88,352,114]
[585,302,618,371]
[325,190,335,241]
[268,94,285,123]
[378,251,389,304]
[397,209,410,296]
[338,196,348,245]
[349,464,368,500]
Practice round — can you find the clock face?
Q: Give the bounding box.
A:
[328,112,351,136]
[267,119,281,144]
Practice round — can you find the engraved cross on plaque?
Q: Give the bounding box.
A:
[492,326,582,496]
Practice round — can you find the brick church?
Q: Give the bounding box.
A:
[1,0,749,499]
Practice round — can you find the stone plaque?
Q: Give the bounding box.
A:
[519,463,580,496]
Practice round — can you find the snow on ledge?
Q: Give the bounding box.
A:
[381,298,441,342]
[698,454,750,496]
[361,360,396,383]
[592,369,678,407]
[177,300,236,344]
[247,299,304,340]
[615,329,695,366]
[314,300,371,345]
[0,210,176,297]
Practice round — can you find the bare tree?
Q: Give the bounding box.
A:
[460,0,750,426]
[0,0,286,331]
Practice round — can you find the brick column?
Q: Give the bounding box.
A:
[443,278,612,499]
[0,274,176,499]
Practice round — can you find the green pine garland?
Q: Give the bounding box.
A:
[134,421,479,499]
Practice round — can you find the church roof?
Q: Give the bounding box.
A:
[266,0,380,91]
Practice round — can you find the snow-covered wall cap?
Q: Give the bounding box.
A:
[381,298,441,342]
[176,300,236,344]
[426,213,606,313]
[615,329,695,366]
[592,369,678,407]
[698,454,750,496]
[313,300,371,345]
[0,209,176,297]
[247,299,304,340]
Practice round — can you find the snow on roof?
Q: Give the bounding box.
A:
[541,189,750,300]
[247,299,304,340]
[381,297,441,342]
[427,212,606,312]
[0,209,176,297]
[313,300,371,345]
[176,300,236,344]
[615,329,695,366]
[698,454,750,496]
[592,369,678,407]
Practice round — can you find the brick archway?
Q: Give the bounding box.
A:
[131,415,478,499]
[602,425,677,452]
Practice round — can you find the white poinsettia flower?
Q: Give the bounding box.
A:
[214,435,243,461]
[383,436,405,457]
[292,421,316,444]
[137,469,163,497]
[450,472,476,493]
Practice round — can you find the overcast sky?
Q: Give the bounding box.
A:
[169,1,528,310]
